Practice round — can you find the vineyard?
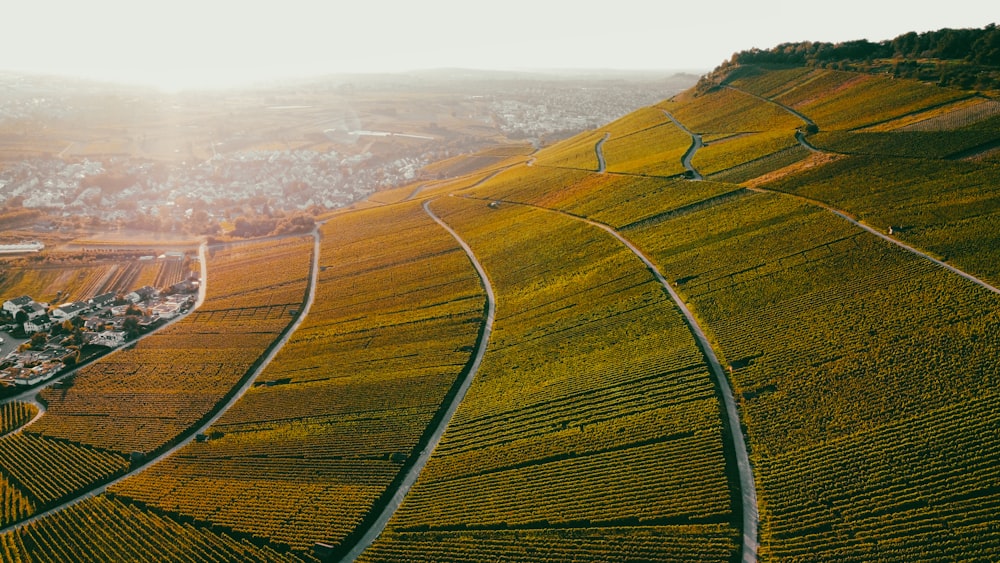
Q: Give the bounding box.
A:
[106,201,488,556]
[1,496,299,562]
[362,196,739,561]
[2,59,999,562]
[0,235,311,531]
[622,190,1000,560]
[0,402,37,437]
[0,253,193,307]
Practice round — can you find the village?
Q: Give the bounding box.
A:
[0,276,198,391]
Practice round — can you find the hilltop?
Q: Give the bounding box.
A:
[1,25,999,562]
[698,23,1000,94]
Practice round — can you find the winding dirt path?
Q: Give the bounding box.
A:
[662,110,704,180]
[337,199,497,562]
[0,232,321,534]
[725,85,816,129]
[588,214,757,562]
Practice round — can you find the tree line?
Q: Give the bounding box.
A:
[699,24,1000,93]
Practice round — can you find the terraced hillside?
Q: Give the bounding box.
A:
[443,65,1000,561]
[2,54,999,563]
[361,195,740,562]
[0,237,312,544]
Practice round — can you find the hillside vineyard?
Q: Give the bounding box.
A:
[1,61,999,562]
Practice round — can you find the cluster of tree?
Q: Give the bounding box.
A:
[229,212,315,238]
[698,24,1000,94]
[0,207,42,231]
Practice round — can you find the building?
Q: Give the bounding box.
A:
[89,331,126,348]
[51,301,88,321]
[22,302,47,320]
[126,286,158,303]
[89,292,116,308]
[23,316,52,334]
[3,295,33,315]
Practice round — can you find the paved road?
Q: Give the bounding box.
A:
[0,232,320,534]
[338,200,497,562]
[595,132,610,172]
[556,209,757,562]
[662,110,704,180]
[725,85,817,130]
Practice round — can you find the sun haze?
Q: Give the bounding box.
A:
[2,0,996,90]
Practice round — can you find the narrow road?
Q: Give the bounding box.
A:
[405,166,515,203]
[726,85,816,129]
[724,85,823,154]
[595,132,610,173]
[749,187,1000,295]
[0,231,321,534]
[456,194,758,562]
[717,87,996,293]
[794,130,823,153]
[0,397,46,438]
[338,199,496,562]
[662,110,704,180]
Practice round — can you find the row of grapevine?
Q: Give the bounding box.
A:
[363,196,738,561]
[0,402,37,437]
[855,96,996,132]
[809,118,1000,159]
[359,526,737,562]
[1,496,302,563]
[0,474,33,528]
[0,261,113,305]
[765,69,964,130]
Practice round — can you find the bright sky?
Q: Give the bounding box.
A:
[2,0,995,91]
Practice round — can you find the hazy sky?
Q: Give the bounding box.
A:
[2,0,995,90]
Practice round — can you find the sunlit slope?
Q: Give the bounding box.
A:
[3,496,293,562]
[626,190,1000,561]
[361,196,738,561]
[716,67,1000,286]
[0,237,311,549]
[366,144,534,206]
[442,72,1000,559]
[531,129,606,170]
[109,202,486,556]
[31,238,311,453]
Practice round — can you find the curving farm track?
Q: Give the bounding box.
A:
[337,199,497,562]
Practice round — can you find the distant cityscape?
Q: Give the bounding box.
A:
[0,70,695,234]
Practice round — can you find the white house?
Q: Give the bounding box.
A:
[22,302,47,320]
[3,295,33,315]
[24,316,52,334]
[51,301,87,321]
[90,331,126,348]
